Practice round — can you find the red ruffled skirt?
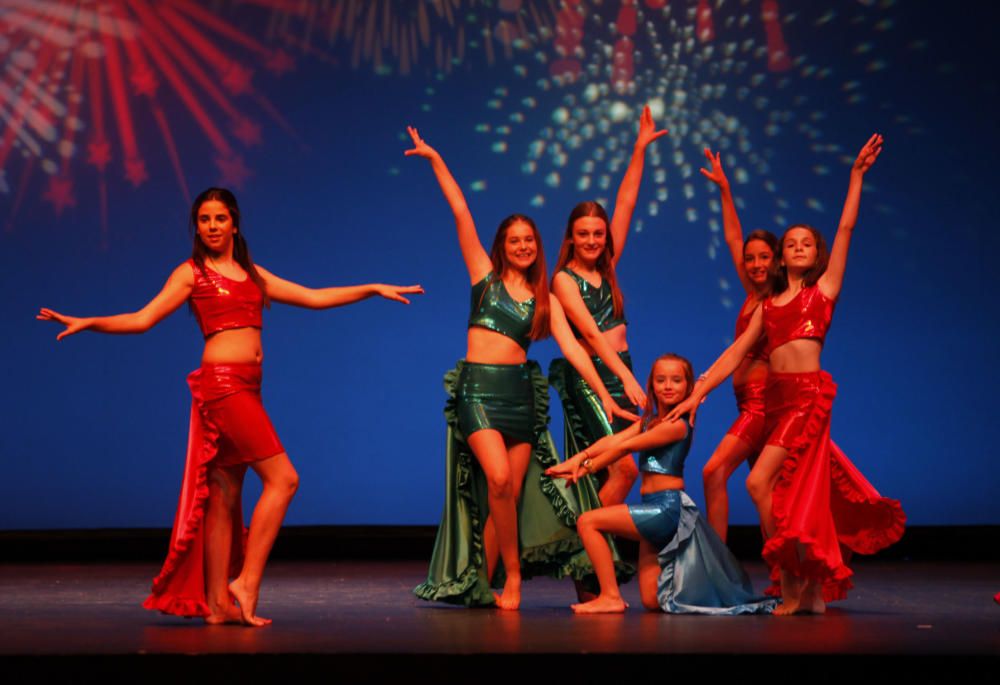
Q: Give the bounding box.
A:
[142,364,283,617]
[762,371,906,602]
[727,381,767,456]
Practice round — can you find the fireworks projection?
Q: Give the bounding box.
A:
[0,0,296,239]
[473,0,913,313]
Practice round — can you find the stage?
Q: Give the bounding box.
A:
[2,558,997,681]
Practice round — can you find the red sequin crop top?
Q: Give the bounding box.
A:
[762,284,835,356]
[734,294,768,362]
[187,259,264,338]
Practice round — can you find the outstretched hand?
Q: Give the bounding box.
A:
[37,308,90,340]
[665,395,700,426]
[375,284,425,305]
[545,455,586,484]
[852,133,883,175]
[635,105,669,149]
[699,148,729,188]
[403,126,437,160]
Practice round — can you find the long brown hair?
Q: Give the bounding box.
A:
[744,229,780,296]
[190,187,269,306]
[774,224,829,294]
[641,353,695,428]
[489,214,550,340]
[552,201,625,318]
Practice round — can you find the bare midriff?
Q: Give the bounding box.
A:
[577,322,628,357]
[465,327,529,365]
[202,327,264,365]
[768,338,822,373]
[640,473,684,495]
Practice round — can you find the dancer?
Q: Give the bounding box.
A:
[550,105,665,506]
[546,354,776,614]
[698,148,780,541]
[405,127,637,610]
[667,134,905,615]
[38,188,422,626]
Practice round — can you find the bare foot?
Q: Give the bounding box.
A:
[571,595,627,614]
[228,578,272,627]
[494,575,521,611]
[797,580,827,615]
[204,601,243,625]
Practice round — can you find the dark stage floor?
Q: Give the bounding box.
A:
[2,560,998,670]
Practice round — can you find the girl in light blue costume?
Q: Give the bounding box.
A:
[547,354,777,614]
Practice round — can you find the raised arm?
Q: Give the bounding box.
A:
[37,263,194,339]
[549,295,640,425]
[551,271,647,408]
[404,126,492,283]
[256,266,423,309]
[608,105,668,263]
[818,133,883,300]
[701,148,752,293]
[665,307,765,423]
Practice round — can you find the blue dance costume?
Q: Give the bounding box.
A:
[627,418,777,615]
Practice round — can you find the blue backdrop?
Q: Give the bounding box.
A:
[2,1,996,529]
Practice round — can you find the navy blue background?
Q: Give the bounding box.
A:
[2,1,996,529]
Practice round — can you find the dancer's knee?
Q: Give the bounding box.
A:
[486,469,513,499]
[746,472,768,503]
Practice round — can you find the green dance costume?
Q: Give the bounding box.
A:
[414,272,622,606]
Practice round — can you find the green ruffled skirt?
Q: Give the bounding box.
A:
[414,360,626,606]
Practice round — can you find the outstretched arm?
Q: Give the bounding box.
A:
[37,263,194,339]
[819,133,883,300]
[550,295,640,425]
[609,105,668,264]
[404,126,492,283]
[665,308,765,424]
[701,148,752,293]
[256,266,423,309]
[551,271,646,408]
[548,419,688,484]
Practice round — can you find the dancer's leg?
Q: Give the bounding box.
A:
[703,434,754,541]
[598,457,639,506]
[229,451,299,626]
[571,505,641,614]
[637,539,662,611]
[204,464,247,624]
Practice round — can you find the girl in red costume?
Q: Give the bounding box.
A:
[699,148,780,542]
[668,135,905,615]
[38,188,422,626]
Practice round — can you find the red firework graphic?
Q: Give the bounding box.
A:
[0,0,296,239]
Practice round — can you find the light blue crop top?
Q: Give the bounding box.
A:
[562,268,627,339]
[468,272,535,351]
[638,417,692,477]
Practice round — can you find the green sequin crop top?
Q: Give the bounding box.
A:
[468,272,535,351]
[563,268,627,339]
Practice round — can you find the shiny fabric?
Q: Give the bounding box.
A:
[735,293,769,361]
[562,268,627,338]
[726,381,767,453]
[468,272,534,350]
[414,361,630,607]
[549,350,637,458]
[656,491,778,615]
[762,284,835,355]
[143,363,283,617]
[761,371,906,602]
[188,260,264,338]
[628,489,681,550]
[455,362,535,444]
[639,418,692,477]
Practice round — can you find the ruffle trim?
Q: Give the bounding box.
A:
[548,358,595,460]
[762,373,853,603]
[828,442,906,555]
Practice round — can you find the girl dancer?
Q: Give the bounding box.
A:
[698,149,780,541]
[549,105,665,506]
[39,188,422,626]
[668,135,905,615]
[405,127,636,610]
[546,354,775,614]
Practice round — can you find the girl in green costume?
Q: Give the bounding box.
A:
[405,127,637,609]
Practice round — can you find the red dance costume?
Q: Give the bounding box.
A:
[726,294,769,453]
[760,285,905,602]
[143,261,282,617]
